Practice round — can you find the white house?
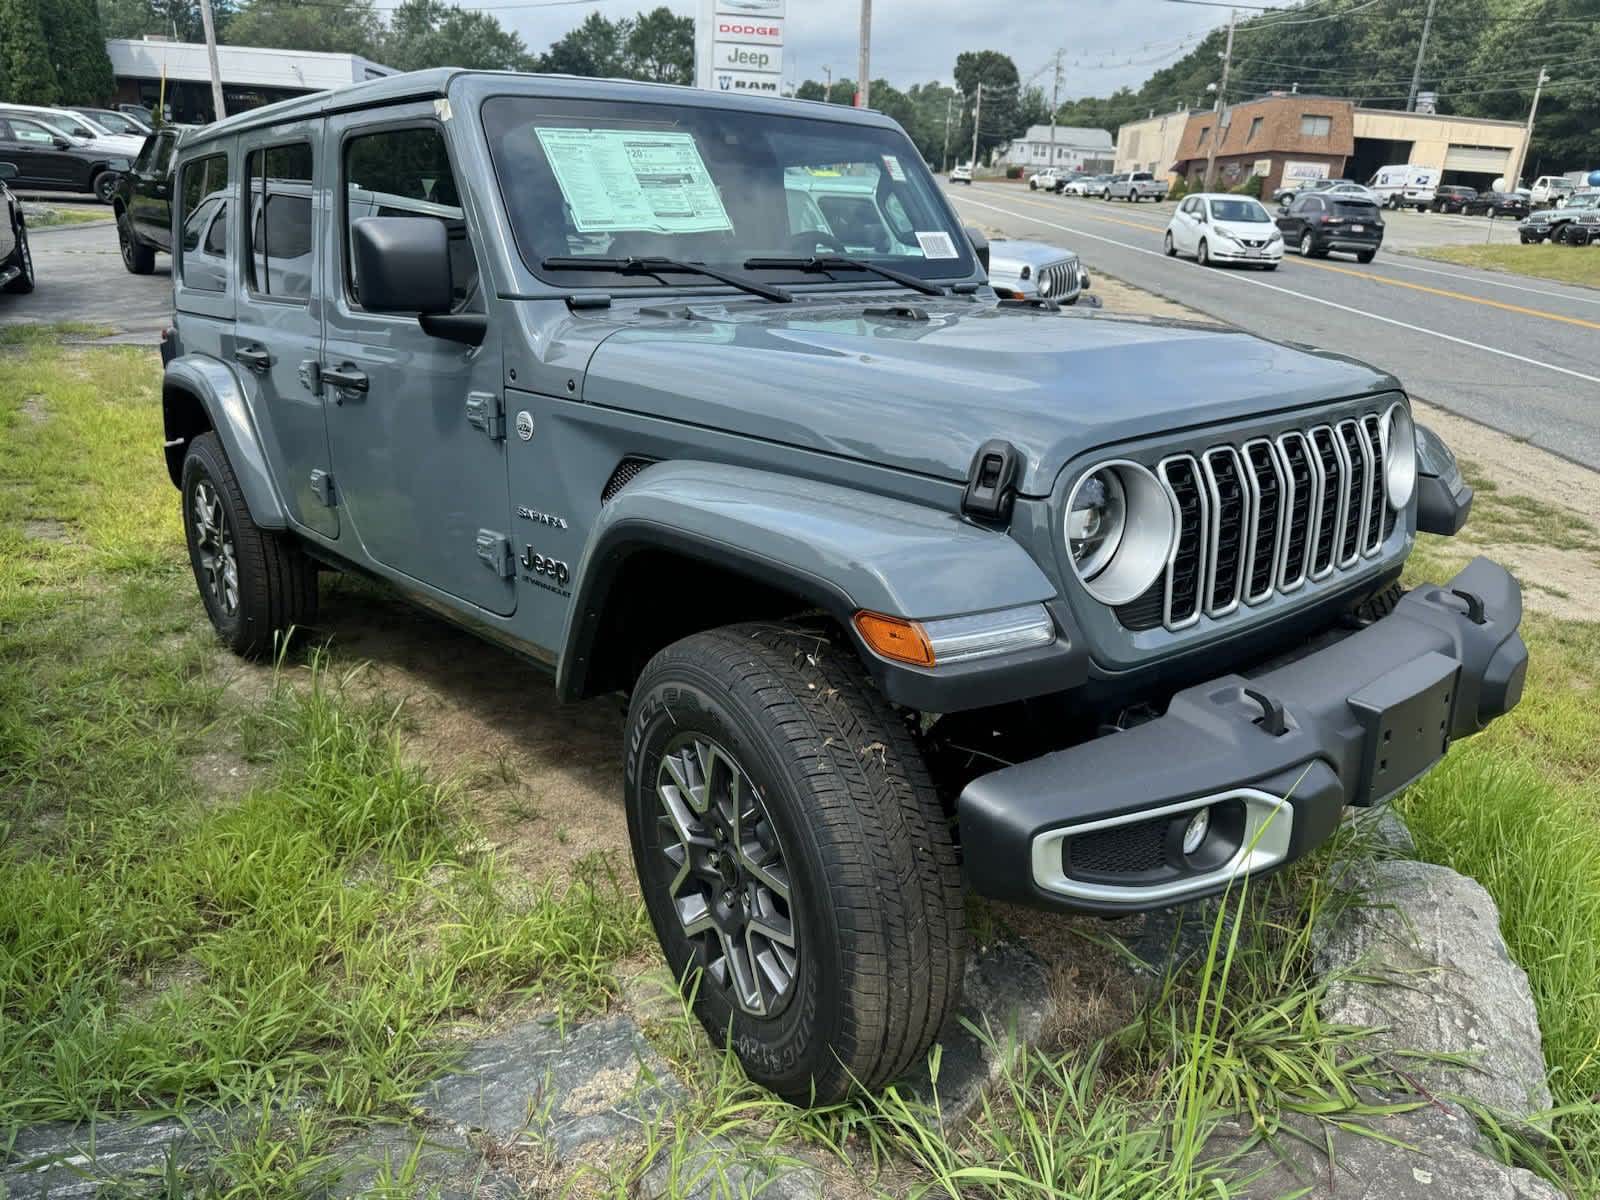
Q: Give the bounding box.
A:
[999,124,1114,172]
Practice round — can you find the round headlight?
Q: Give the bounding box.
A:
[1380,402,1416,510]
[1064,461,1177,606]
[1038,272,1053,296]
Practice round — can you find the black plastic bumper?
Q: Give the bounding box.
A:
[959,557,1527,914]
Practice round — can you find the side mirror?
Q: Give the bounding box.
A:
[1276,205,1290,217]
[351,216,454,314]
[0,162,16,180]
[965,224,990,274]
[53,136,73,150]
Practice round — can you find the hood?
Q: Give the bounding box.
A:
[74,134,142,157]
[581,298,1397,495]
[988,239,1079,269]
[1210,219,1280,241]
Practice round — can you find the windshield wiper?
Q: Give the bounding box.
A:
[742,255,947,297]
[540,256,792,303]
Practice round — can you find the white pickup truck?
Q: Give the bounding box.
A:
[1105,171,1168,202]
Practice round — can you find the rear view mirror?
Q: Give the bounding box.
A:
[965,225,990,273]
[351,216,453,314]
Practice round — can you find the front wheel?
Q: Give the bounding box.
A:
[1299,232,1318,258]
[1163,231,1177,257]
[91,170,119,205]
[2,223,34,293]
[1356,250,1376,263]
[181,432,318,657]
[626,622,966,1104]
[1029,181,1038,191]
[1197,238,1211,266]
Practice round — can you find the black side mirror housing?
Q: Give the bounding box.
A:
[53,136,72,150]
[965,224,990,274]
[350,216,454,315]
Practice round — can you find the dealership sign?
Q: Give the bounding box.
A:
[697,0,786,92]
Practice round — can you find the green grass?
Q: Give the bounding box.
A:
[1455,459,1600,555]
[22,206,109,228]
[1411,243,1600,289]
[0,332,650,1190]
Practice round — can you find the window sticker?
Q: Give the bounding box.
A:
[534,127,734,234]
[915,230,958,259]
[881,154,907,182]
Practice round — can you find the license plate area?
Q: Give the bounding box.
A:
[1351,224,1365,232]
[1348,650,1461,804]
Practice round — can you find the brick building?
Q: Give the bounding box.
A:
[1171,95,1353,196]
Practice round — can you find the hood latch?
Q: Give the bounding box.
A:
[963,439,1022,522]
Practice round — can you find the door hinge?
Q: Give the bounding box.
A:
[309,468,336,507]
[475,530,516,579]
[465,390,505,441]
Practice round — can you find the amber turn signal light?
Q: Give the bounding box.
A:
[853,611,935,667]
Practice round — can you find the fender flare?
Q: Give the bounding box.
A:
[163,355,290,529]
[556,461,1065,706]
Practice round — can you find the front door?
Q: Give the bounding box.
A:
[130,130,176,249]
[230,127,339,538]
[319,109,514,617]
[1,118,76,189]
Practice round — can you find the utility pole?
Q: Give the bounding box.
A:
[969,83,983,171]
[198,0,226,122]
[824,64,832,101]
[1406,0,1438,112]
[856,0,872,108]
[1505,66,1548,193]
[941,93,954,171]
[1048,50,1064,172]
[1203,8,1235,191]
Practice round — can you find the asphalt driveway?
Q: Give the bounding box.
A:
[1,216,171,344]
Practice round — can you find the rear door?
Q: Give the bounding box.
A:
[319,108,514,617]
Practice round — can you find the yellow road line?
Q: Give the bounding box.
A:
[960,186,1600,333]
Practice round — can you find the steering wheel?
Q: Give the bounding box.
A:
[790,229,848,255]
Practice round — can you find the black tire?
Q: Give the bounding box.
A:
[625,622,966,1104]
[1163,231,1176,257]
[2,222,34,294]
[1262,262,1279,271]
[1550,226,1567,245]
[1300,231,1318,258]
[1356,250,1376,263]
[1570,228,1591,247]
[1197,238,1211,266]
[116,206,155,274]
[91,170,119,205]
[181,432,317,658]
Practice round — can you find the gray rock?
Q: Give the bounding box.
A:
[421,1013,685,1159]
[892,938,1053,1122]
[327,1125,523,1200]
[1348,804,1416,858]
[0,1111,229,1199]
[1211,1108,1565,1199]
[1317,859,1551,1123]
[1125,898,1233,977]
[638,1135,824,1200]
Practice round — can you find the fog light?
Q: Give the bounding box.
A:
[1181,807,1211,856]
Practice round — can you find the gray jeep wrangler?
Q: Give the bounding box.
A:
[159,69,1526,1104]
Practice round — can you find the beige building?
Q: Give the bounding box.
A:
[1349,108,1528,189]
[1114,108,1198,179]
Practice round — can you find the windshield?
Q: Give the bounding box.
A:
[1208,198,1270,223]
[1332,200,1379,218]
[481,96,974,290]
[86,110,142,135]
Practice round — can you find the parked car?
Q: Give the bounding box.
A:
[0,111,133,203]
[1529,176,1576,207]
[986,238,1091,302]
[1550,205,1600,247]
[1431,184,1478,213]
[114,125,185,272]
[1517,192,1598,243]
[1105,170,1167,202]
[1272,178,1376,207]
[1165,193,1283,269]
[1275,191,1384,261]
[158,67,1524,1107]
[948,162,972,184]
[1027,168,1066,193]
[1461,191,1528,219]
[0,162,35,295]
[0,103,144,157]
[1366,164,1438,210]
[1064,173,1111,197]
[62,105,152,137]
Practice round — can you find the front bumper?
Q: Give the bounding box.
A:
[1211,242,1284,263]
[959,558,1527,914]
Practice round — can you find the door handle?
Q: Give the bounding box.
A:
[320,364,369,395]
[235,345,271,372]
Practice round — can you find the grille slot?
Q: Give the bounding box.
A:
[1040,259,1080,300]
[1067,818,1168,877]
[1129,409,1398,633]
[600,456,657,503]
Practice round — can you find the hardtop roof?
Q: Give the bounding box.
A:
[178,69,900,153]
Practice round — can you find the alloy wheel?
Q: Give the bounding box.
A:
[1300,232,1315,257]
[117,212,135,268]
[192,479,239,616]
[655,735,797,1019]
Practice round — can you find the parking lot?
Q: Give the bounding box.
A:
[949,182,1600,470]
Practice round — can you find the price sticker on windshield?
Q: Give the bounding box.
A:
[882,154,907,182]
[915,231,959,259]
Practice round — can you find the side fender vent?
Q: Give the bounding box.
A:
[601,456,659,504]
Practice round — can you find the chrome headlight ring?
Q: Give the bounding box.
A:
[1380,402,1417,510]
[1064,460,1178,606]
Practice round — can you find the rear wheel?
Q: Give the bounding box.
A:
[1356,250,1376,263]
[1299,231,1317,258]
[2,222,34,293]
[181,432,317,657]
[625,622,966,1104]
[116,208,155,274]
[91,170,118,205]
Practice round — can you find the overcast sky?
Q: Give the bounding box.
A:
[495,0,1233,99]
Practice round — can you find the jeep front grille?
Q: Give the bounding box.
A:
[1040,259,1081,300]
[1117,412,1396,632]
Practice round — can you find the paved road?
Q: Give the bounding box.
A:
[0,217,170,343]
[949,183,1600,471]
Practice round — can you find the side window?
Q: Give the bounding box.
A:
[203,204,229,256]
[244,142,314,302]
[179,152,230,292]
[153,133,177,176]
[342,124,479,312]
[11,119,58,147]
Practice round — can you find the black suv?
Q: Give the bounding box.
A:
[1275,192,1384,262]
[0,111,131,203]
[114,126,183,273]
[1431,184,1477,213]
[1461,191,1528,219]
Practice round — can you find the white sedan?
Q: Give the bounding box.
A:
[1164,193,1284,269]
